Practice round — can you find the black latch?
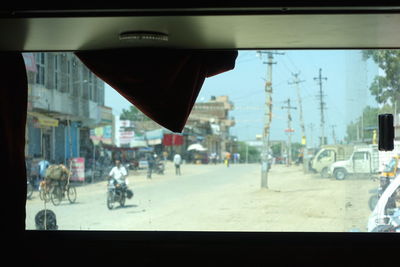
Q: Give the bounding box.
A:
[378,113,394,151]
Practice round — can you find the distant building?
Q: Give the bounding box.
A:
[186,95,235,159]
[25,52,112,164]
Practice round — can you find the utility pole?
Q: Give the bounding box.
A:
[313,68,328,147]
[331,125,337,144]
[289,72,309,172]
[308,123,315,149]
[282,98,297,166]
[257,50,284,188]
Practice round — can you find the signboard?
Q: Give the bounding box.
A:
[119,131,135,144]
[120,120,134,128]
[163,134,183,146]
[284,128,295,133]
[90,125,113,144]
[301,136,306,145]
[28,112,59,128]
[70,157,85,181]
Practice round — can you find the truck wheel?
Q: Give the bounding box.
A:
[320,167,329,178]
[334,168,347,180]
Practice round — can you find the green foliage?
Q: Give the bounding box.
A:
[237,141,260,163]
[270,141,302,159]
[120,106,150,121]
[362,50,400,107]
[344,104,393,143]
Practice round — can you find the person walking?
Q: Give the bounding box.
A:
[224,152,231,167]
[146,153,155,179]
[173,153,182,175]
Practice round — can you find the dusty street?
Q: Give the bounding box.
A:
[26,162,377,232]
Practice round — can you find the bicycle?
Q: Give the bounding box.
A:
[50,180,77,206]
[39,179,52,203]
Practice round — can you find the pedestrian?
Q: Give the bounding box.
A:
[173,153,182,175]
[38,157,50,182]
[146,153,155,179]
[211,152,217,164]
[224,152,231,167]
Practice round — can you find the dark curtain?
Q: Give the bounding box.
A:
[1,53,28,232]
[75,49,238,133]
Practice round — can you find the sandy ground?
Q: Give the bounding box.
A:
[26,162,377,232]
[137,163,377,232]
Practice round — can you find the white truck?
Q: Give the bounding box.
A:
[310,144,355,177]
[328,142,400,180]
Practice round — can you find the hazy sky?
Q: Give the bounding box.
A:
[105,50,379,147]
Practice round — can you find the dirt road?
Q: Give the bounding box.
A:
[26,163,377,232]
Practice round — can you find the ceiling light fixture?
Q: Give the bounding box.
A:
[119,31,169,42]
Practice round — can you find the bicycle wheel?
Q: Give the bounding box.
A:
[67,185,77,203]
[27,182,34,199]
[51,186,63,206]
[39,189,51,203]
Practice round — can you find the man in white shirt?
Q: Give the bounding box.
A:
[173,153,182,175]
[109,160,128,185]
[108,159,133,199]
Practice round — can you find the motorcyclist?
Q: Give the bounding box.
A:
[108,159,130,195]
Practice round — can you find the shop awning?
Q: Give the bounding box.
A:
[28,112,59,127]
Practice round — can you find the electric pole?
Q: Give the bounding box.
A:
[257,50,284,188]
[331,125,337,144]
[308,123,315,149]
[313,68,328,147]
[282,98,297,166]
[289,72,309,172]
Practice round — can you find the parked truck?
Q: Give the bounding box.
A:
[328,142,400,180]
[310,144,355,177]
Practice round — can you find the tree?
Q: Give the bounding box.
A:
[120,105,150,121]
[362,50,400,109]
[237,141,260,163]
[345,104,393,143]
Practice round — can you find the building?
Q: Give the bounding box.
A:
[24,52,112,165]
[186,95,235,160]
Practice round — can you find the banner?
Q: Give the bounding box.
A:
[90,125,113,144]
[163,134,184,146]
[70,157,85,182]
[119,131,135,144]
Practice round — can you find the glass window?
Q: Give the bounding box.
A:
[353,152,367,160]
[25,49,400,233]
[317,150,332,160]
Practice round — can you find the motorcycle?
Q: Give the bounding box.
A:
[154,161,165,175]
[107,178,133,210]
[369,156,399,211]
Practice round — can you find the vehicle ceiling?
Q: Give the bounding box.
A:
[1,4,400,51]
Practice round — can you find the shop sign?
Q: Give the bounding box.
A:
[70,157,85,182]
